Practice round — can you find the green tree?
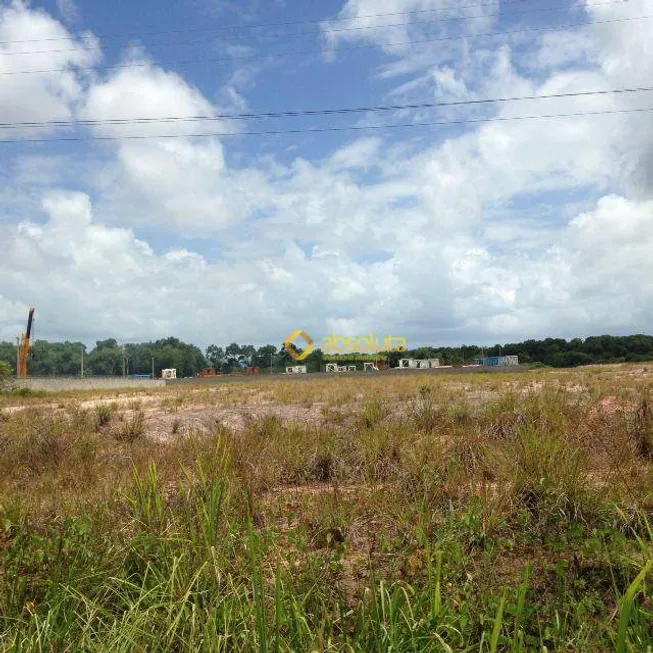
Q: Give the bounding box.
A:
[87,345,122,376]
[252,345,277,371]
[277,342,298,369]
[206,345,226,371]
[225,343,242,371]
[240,345,256,367]
[95,338,119,350]
[0,341,17,372]
[0,361,12,389]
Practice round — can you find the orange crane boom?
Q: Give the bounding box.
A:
[18,308,35,377]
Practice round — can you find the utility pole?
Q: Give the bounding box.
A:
[80,345,84,378]
[15,336,20,378]
[151,356,155,379]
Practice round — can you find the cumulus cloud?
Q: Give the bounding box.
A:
[0,2,99,137]
[76,63,277,235]
[1,0,653,349]
[1,189,652,347]
[80,65,219,138]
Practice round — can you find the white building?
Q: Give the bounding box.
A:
[285,365,307,374]
[326,364,357,372]
[398,359,440,369]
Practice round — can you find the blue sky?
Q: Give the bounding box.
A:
[1,0,652,349]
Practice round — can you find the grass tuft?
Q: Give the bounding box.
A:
[113,410,146,442]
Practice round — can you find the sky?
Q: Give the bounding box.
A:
[0,0,652,350]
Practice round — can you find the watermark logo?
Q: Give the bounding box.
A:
[285,330,407,361]
[284,330,315,361]
[323,333,407,355]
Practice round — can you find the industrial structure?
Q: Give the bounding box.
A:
[398,358,440,369]
[326,364,357,372]
[363,362,389,371]
[17,308,35,377]
[285,365,307,374]
[197,367,218,377]
[162,368,177,379]
[474,355,519,367]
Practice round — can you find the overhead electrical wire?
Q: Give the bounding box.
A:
[0,85,651,130]
[2,12,651,76]
[0,0,532,45]
[0,0,640,57]
[1,106,650,144]
[1,2,648,146]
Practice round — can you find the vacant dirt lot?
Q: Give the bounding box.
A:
[1,364,652,651]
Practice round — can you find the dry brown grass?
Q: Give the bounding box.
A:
[1,364,652,650]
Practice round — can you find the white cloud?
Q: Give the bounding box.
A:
[1,0,653,349]
[2,189,651,346]
[321,0,502,82]
[0,2,99,137]
[77,63,278,235]
[56,0,80,24]
[322,0,499,50]
[80,64,218,138]
[326,137,383,171]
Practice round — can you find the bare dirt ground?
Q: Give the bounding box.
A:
[3,363,651,443]
[2,362,652,650]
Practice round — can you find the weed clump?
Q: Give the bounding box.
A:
[629,391,653,460]
[502,423,593,528]
[356,399,390,430]
[113,411,145,442]
[94,402,117,429]
[410,384,440,433]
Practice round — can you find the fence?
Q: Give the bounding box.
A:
[10,377,165,392]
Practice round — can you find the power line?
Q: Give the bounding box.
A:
[0,0,531,45]
[0,0,638,57]
[1,106,650,144]
[3,13,651,76]
[1,85,651,130]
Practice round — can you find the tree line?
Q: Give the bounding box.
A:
[0,333,652,377]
